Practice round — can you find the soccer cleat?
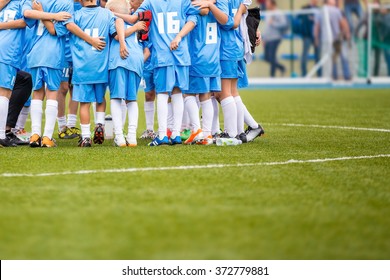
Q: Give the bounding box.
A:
[237,132,248,143]
[245,123,265,142]
[126,134,137,147]
[180,129,191,141]
[170,135,182,145]
[140,129,156,140]
[78,137,92,148]
[0,137,17,147]
[184,129,203,145]
[148,136,169,146]
[59,126,80,139]
[41,137,57,148]
[29,134,42,148]
[93,123,105,145]
[196,135,214,146]
[114,136,127,147]
[6,131,29,146]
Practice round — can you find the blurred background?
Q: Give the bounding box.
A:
[247,0,390,86]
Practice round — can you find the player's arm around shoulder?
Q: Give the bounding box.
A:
[23,2,71,22]
[193,0,228,25]
[114,17,129,59]
[0,0,10,11]
[232,3,247,29]
[30,1,56,35]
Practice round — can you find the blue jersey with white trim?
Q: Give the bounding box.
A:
[136,0,199,67]
[24,0,72,70]
[109,22,144,77]
[67,6,116,84]
[0,0,26,69]
[188,0,228,77]
[64,1,83,63]
[219,0,244,61]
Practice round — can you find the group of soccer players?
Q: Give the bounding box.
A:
[0,0,265,148]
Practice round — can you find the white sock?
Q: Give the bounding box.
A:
[157,94,169,139]
[243,104,259,128]
[0,96,9,139]
[96,112,105,125]
[31,99,43,136]
[57,116,66,131]
[110,99,123,138]
[144,101,155,131]
[234,96,245,134]
[211,96,220,135]
[181,109,190,130]
[196,95,201,109]
[15,106,30,130]
[92,102,97,122]
[121,99,127,130]
[80,123,91,139]
[127,101,138,136]
[221,96,237,137]
[184,96,201,132]
[66,114,77,128]
[171,93,184,138]
[43,99,58,138]
[167,102,173,130]
[200,99,213,137]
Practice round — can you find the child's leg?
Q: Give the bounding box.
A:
[121,99,127,130]
[211,94,220,135]
[79,102,91,139]
[0,87,11,140]
[184,93,201,133]
[57,81,68,131]
[144,89,155,131]
[43,89,59,139]
[126,100,138,146]
[95,99,106,125]
[157,93,169,139]
[110,98,125,144]
[30,87,45,136]
[199,93,213,137]
[231,79,245,135]
[67,86,79,129]
[171,87,184,139]
[219,78,237,138]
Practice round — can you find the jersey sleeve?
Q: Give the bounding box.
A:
[54,1,73,37]
[135,0,150,14]
[108,11,117,35]
[21,0,37,28]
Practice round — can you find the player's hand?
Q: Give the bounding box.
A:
[134,21,146,32]
[91,36,106,51]
[120,43,129,59]
[192,0,210,9]
[32,1,43,12]
[170,36,182,51]
[53,12,72,22]
[255,30,262,47]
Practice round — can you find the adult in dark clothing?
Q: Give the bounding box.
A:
[299,0,322,77]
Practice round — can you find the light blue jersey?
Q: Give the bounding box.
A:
[67,6,117,84]
[23,0,72,70]
[219,0,244,61]
[0,0,27,70]
[143,41,153,72]
[188,0,229,77]
[109,22,144,77]
[20,26,35,72]
[64,1,83,63]
[136,0,199,67]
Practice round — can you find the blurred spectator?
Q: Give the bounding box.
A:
[372,3,390,76]
[341,0,367,34]
[257,0,266,11]
[314,0,351,80]
[298,0,322,77]
[262,0,288,77]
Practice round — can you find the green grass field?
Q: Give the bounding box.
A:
[1,88,390,260]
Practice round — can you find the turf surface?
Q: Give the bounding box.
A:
[1,88,390,259]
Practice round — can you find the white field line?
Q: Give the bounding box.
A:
[265,123,390,133]
[1,154,389,178]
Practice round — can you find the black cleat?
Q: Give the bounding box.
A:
[237,132,248,143]
[78,137,92,147]
[0,137,17,147]
[93,123,105,145]
[245,123,265,142]
[6,131,29,146]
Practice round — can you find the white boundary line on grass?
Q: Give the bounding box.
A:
[1,154,390,178]
[266,123,390,133]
